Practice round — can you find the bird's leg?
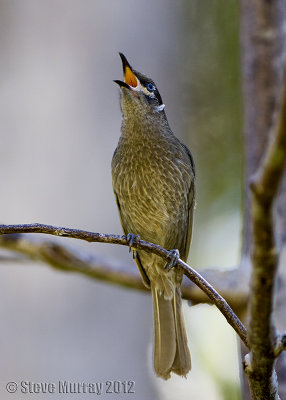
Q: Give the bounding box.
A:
[164,249,180,271]
[126,233,140,259]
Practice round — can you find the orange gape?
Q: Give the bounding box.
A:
[124,66,137,87]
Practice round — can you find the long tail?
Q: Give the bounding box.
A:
[151,285,191,380]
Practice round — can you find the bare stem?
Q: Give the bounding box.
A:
[0,223,248,347]
[0,233,248,312]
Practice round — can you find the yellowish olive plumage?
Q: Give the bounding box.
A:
[112,54,195,379]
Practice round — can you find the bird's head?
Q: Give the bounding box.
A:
[114,53,166,117]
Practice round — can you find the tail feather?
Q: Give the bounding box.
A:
[171,287,192,376]
[152,285,191,380]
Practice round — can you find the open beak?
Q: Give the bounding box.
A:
[114,53,138,89]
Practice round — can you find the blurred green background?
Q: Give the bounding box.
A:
[0,1,242,399]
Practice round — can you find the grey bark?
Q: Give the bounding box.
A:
[240,0,286,398]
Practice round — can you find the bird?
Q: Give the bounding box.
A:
[112,53,195,380]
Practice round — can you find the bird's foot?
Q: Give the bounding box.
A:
[126,233,140,259]
[164,249,180,271]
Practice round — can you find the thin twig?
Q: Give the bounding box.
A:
[274,333,286,358]
[0,223,248,346]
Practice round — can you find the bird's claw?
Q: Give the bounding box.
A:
[164,249,180,271]
[126,233,140,259]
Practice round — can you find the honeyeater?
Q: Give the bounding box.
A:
[112,53,195,379]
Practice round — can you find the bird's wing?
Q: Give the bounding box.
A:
[114,192,151,288]
[182,179,195,262]
[180,143,196,262]
[135,254,151,288]
[114,192,127,234]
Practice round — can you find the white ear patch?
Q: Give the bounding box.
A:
[155,104,165,112]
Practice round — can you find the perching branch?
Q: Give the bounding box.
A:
[0,232,248,312]
[0,223,248,347]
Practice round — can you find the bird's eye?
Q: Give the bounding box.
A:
[146,83,155,92]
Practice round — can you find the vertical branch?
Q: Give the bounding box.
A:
[247,73,286,398]
[240,0,286,398]
[240,0,286,258]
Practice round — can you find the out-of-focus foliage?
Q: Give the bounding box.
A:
[180,0,242,215]
[176,1,242,269]
[0,1,242,399]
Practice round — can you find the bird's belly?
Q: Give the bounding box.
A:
[121,182,167,241]
[116,163,186,247]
